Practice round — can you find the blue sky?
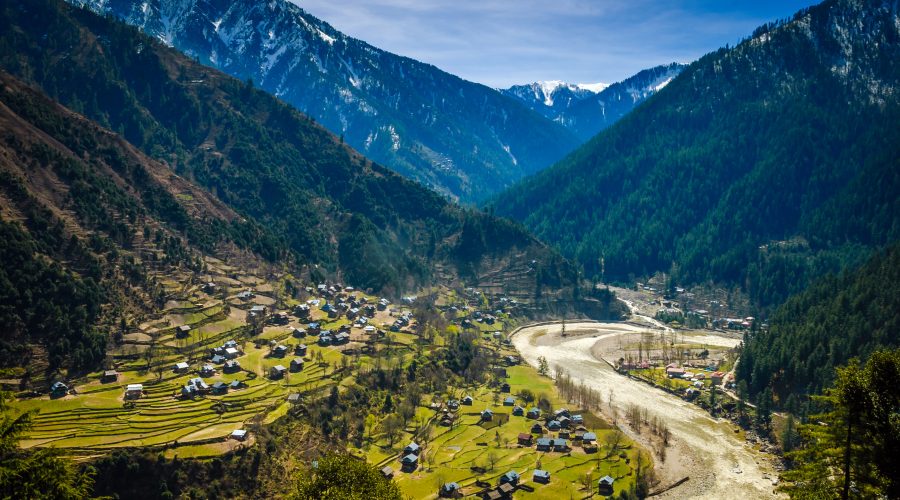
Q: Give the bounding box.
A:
[292,0,818,88]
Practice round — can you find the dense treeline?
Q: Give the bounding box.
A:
[0,0,568,294]
[737,243,900,405]
[492,0,900,308]
[0,219,105,371]
[781,349,900,499]
[0,392,95,498]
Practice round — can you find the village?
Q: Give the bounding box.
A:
[15,255,644,498]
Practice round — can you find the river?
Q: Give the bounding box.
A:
[511,321,782,499]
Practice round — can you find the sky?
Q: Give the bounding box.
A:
[291,0,818,88]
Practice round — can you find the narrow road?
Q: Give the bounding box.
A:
[511,321,782,499]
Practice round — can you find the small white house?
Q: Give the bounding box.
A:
[231,429,248,441]
[125,384,143,399]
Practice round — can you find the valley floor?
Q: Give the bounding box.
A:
[511,321,783,499]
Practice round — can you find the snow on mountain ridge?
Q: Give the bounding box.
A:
[501,63,687,141]
[65,0,581,202]
[576,82,610,93]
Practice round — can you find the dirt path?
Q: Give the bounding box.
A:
[511,322,782,499]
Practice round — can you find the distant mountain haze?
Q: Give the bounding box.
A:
[502,63,687,141]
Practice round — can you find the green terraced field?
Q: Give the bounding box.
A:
[14,277,384,459]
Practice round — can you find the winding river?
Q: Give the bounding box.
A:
[511,321,782,499]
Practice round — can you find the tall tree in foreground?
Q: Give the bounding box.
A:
[291,454,403,500]
[0,393,95,498]
[781,349,900,499]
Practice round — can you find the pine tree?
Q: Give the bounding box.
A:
[781,349,900,499]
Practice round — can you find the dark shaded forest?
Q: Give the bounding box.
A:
[737,243,900,406]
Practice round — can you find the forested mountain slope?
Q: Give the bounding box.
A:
[0,70,249,372]
[738,243,900,406]
[65,0,581,202]
[0,0,573,365]
[493,0,900,308]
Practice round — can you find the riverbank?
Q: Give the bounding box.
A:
[510,322,782,499]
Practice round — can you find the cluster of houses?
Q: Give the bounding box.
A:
[210,340,243,365]
[180,376,243,398]
[665,364,727,385]
[712,316,755,330]
[389,311,413,332]
[480,404,600,455]
[439,464,614,499]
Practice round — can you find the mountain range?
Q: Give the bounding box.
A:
[502,63,687,141]
[65,0,584,202]
[0,0,574,368]
[493,0,900,308]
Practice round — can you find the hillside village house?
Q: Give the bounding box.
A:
[271,344,289,358]
[174,361,190,373]
[499,470,520,486]
[249,305,267,319]
[599,475,615,495]
[270,365,287,379]
[181,378,210,398]
[176,325,191,338]
[231,429,248,441]
[102,370,118,383]
[124,384,143,399]
[439,482,461,498]
[533,469,550,484]
[401,453,418,471]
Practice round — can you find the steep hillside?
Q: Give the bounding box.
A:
[0,70,247,372]
[0,0,572,297]
[502,63,686,141]
[493,0,900,308]
[65,0,581,202]
[738,243,900,405]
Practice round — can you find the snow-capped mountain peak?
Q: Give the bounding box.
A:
[502,63,687,140]
[537,80,566,105]
[575,82,610,93]
[67,0,579,202]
